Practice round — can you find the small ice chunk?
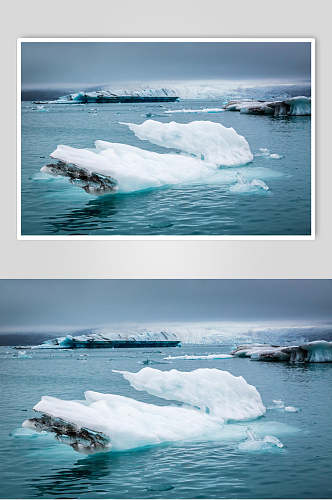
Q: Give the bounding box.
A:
[269,153,282,159]
[164,354,233,360]
[284,406,299,413]
[272,400,285,408]
[229,173,269,193]
[238,428,284,452]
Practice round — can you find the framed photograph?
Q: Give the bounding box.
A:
[1,279,331,499]
[18,38,314,239]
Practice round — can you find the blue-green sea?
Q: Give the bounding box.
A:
[21,97,311,236]
[0,344,331,498]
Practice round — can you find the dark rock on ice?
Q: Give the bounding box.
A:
[41,161,118,194]
[24,414,110,454]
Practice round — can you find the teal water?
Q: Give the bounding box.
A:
[0,344,331,498]
[21,99,311,236]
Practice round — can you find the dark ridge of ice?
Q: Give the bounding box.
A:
[232,340,332,363]
[24,414,110,454]
[41,161,118,195]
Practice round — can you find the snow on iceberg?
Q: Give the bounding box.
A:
[232,340,332,363]
[123,120,253,167]
[113,367,266,423]
[23,368,266,453]
[164,353,233,360]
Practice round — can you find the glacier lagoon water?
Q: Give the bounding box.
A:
[21,99,311,236]
[1,344,331,498]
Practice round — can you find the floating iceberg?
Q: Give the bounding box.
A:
[34,330,180,349]
[114,367,265,423]
[52,90,178,104]
[224,96,311,116]
[23,368,266,453]
[123,120,253,167]
[42,120,254,194]
[229,173,269,193]
[255,148,282,159]
[164,108,224,114]
[164,353,233,360]
[232,340,332,363]
[238,428,284,452]
[269,400,299,413]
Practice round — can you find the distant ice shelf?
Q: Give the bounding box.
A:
[231,340,332,363]
[37,90,179,104]
[33,330,181,349]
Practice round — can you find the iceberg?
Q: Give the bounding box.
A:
[224,96,311,116]
[231,340,332,363]
[123,120,253,167]
[44,141,215,194]
[238,428,284,452]
[285,96,311,116]
[52,90,178,104]
[114,367,266,423]
[164,108,224,114]
[34,329,180,349]
[164,353,233,360]
[229,173,269,193]
[23,368,266,453]
[42,120,254,194]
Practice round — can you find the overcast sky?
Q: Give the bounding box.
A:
[21,41,311,89]
[0,280,330,332]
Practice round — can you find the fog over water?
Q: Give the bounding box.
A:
[0,280,330,336]
[21,42,311,90]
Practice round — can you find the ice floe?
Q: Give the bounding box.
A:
[123,120,253,167]
[23,368,266,453]
[238,428,284,452]
[113,367,265,422]
[164,108,224,114]
[41,120,256,194]
[231,340,332,363]
[229,173,269,193]
[164,354,233,360]
[224,96,311,116]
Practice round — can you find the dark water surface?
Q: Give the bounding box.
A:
[0,344,331,498]
[21,100,311,236]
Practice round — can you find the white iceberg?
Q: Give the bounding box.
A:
[164,108,225,114]
[123,120,253,167]
[229,173,269,193]
[44,142,214,194]
[164,353,233,360]
[42,120,255,194]
[238,428,284,452]
[23,368,266,453]
[114,367,266,423]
